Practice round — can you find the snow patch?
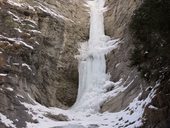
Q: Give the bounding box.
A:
[0,113,16,128]
[23,19,37,26]
[7,0,22,8]
[20,86,157,128]
[28,30,41,34]
[35,3,74,22]
[22,63,32,71]
[0,73,7,77]
[7,0,35,12]
[0,35,34,50]
[16,94,24,99]
[6,87,14,91]
[17,40,34,50]
[35,41,40,45]
[12,63,20,66]
[115,63,120,68]
[148,105,158,110]
[14,28,22,33]
[7,11,21,23]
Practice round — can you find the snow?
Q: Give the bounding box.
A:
[35,41,40,45]
[14,28,22,33]
[145,86,153,91]
[6,87,14,91]
[0,73,7,76]
[22,63,32,71]
[0,113,16,128]
[115,63,120,68]
[144,51,149,54]
[28,24,36,29]
[7,0,35,12]
[72,0,120,113]
[23,19,37,26]
[16,94,24,99]
[35,3,74,22]
[12,63,20,66]
[28,30,41,34]
[7,0,22,8]
[148,105,158,110]
[18,40,34,50]
[7,11,21,23]
[20,86,157,128]
[0,35,34,50]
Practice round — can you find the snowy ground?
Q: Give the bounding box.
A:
[18,84,157,128]
[0,82,158,128]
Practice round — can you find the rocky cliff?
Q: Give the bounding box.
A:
[101,0,144,112]
[0,0,89,127]
[102,0,170,127]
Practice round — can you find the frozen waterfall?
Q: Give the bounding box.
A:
[72,0,119,113]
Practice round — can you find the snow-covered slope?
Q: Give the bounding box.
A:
[20,84,158,128]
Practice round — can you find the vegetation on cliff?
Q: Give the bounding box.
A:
[130,0,170,83]
[130,0,170,127]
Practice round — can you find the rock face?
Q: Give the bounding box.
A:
[143,83,170,128]
[25,0,89,108]
[128,0,170,127]
[0,0,89,107]
[101,0,144,112]
[102,0,170,127]
[0,0,89,127]
[104,0,141,37]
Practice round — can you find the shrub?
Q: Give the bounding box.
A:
[130,0,170,82]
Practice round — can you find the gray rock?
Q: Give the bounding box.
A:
[45,113,69,121]
[101,0,147,112]
[0,0,88,127]
[52,124,85,128]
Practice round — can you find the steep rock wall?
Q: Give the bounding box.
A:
[102,0,170,128]
[101,0,145,112]
[0,0,89,127]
